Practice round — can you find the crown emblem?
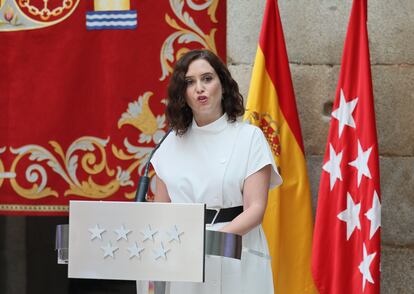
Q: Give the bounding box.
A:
[246,111,281,157]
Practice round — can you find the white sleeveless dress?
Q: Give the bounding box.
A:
[148,114,282,294]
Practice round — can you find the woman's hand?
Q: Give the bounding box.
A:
[219,165,271,236]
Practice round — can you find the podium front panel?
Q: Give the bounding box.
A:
[68,201,205,282]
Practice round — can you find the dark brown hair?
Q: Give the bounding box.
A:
[166,49,244,135]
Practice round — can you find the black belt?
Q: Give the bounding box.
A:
[205,206,243,224]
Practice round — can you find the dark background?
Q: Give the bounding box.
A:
[0,216,136,293]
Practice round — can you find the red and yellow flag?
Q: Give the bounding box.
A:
[245,0,317,292]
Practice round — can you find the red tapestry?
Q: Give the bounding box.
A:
[0,0,226,215]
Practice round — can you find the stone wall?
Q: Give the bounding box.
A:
[227,0,414,293]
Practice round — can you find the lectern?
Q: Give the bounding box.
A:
[56,201,242,294]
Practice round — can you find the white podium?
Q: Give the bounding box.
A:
[56,200,242,293]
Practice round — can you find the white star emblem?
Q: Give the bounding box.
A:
[88,224,106,240]
[141,224,158,242]
[114,224,131,241]
[365,190,381,239]
[358,243,377,291]
[167,225,184,243]
[153,242,170,260]
[101,242,119,258]
[348,140,373,187]
[331,88,358,137]
[337,193,361,240]
[127,242,145,259]
[323,144,343,190]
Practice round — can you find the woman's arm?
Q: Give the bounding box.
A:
[219,165,271,235]
[154,175,171,202]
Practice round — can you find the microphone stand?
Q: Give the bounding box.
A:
[135,128,172,202]
[134,129,172,294]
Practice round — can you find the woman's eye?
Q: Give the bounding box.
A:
[185,79,194,86]
[203,76,213,82]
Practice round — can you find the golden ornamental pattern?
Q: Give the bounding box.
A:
[160,0,219,81]
[3,91,166,201]
[0,147,6,188]
[0,204,69,212]
[0,0,80,31]
[18,0,74,21]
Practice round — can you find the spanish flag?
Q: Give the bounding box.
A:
[245,0,317,292]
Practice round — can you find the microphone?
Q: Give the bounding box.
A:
[135,128,172,202]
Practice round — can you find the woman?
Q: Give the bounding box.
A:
[151,49,282,294]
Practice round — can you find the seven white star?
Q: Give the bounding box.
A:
[358,243,377,291]
[88,224,106,240]
[348,140,373,187]
[153,242,170,260]
[365,190,381,239]
[88,224,187,261]
[337,193,361,240]
[114,224,131,241]
[167,225,184,243]
[323,144,343,190]
[331,88,358,137]
[141,224,158,242]
[101,242,119,258]
[127,242,145,259]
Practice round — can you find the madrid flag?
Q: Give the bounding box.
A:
[312,1,381,293]
[245,0,317,292]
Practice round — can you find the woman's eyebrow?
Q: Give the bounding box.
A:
[185,72,214,79]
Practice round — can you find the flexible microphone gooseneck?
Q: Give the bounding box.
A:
[135,128,172,202]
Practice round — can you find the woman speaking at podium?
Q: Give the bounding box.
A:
[151,49,282,294]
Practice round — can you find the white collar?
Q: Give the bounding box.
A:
[191,113,228,133]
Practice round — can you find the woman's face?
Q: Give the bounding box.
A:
[184,58,223,126]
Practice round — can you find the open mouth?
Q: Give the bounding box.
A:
[197,96,208,103]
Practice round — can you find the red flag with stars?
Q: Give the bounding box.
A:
[311,0,381,293]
